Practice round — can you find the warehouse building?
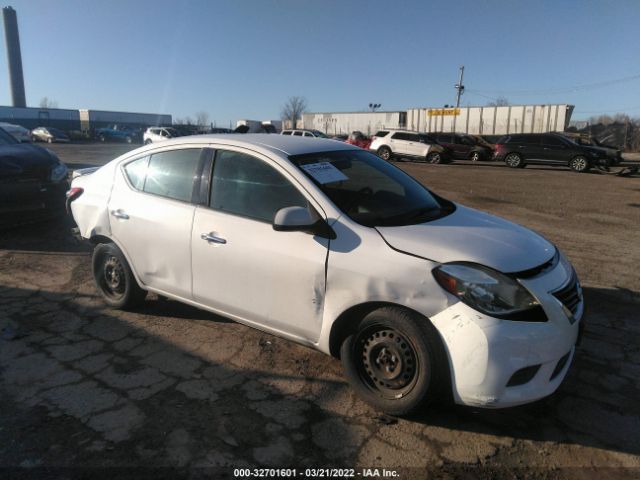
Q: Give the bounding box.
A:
[0,105,171,132]
[303,104,574,136]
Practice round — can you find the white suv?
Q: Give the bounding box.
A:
[369,130,449,163]
[281,129,328,138]
[68,134,582,414]
[143,127,180,144]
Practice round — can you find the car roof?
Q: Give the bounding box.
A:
[132,133,359,157]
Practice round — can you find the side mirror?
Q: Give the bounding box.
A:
[273,206,335,239]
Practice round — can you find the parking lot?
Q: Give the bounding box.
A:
[1,143,639,478]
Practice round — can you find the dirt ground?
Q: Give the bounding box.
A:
[0,143,639,479]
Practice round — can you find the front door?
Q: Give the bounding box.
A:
[191,148,329,342]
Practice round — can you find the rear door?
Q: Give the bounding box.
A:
[541,135,572,164]
[389,132,409,155]
[510,134,544,162]
[108,146,206,298]
[191,147,329,341]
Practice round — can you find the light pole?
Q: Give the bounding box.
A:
[369,103,381,112]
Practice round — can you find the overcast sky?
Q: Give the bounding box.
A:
[1,0,638,124]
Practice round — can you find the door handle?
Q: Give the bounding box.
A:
[110,209,129,220]
[200,232,227,244]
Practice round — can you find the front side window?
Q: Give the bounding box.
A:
[290,149,453,227]
[143,148,201,202]
[293,131,303,136]
[210,150,307,222]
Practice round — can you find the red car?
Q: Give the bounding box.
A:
[345,131,371,150]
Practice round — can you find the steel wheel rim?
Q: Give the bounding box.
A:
[429,153,441,164]
[102,255,126,299]
[380,149,390,160]
[354,326,420,399]
[471,152,479,161]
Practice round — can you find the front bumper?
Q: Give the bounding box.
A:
[430,259,583,408]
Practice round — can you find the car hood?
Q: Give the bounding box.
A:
[376,205,555,273]
[0,144,57,178]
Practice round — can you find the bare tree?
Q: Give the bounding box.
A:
[195,111,210,128]
[281,96,308,128]
[39,97,58,109]
[486,96,509,107]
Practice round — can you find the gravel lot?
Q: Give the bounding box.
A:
[1,142,639,478]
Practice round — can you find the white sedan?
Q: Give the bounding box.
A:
[68,134,583,414]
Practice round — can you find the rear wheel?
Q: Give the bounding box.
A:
[377,146,392,161]
[469,151,481,162]
[427,151,442,164]
[144,139,152,145]
[505,152,524,168]
[92,243,147,309]
[340,307,447,416]
[569,155,590,173]
[99,135,106,143]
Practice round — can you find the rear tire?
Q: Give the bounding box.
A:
[92,243,147,309]
[505,152,524,168]
[427,152,442,164]
[569,155,590,173]
[377,146,392,161]
[340,306,448,416]
[144,139,152,145]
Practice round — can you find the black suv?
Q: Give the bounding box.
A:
[493,133,609,173]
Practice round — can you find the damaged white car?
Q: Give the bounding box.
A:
[68,135,584,414]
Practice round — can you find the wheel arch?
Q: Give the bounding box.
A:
[329,301,442,358]
[89,233,146,290]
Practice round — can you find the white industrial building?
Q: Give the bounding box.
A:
[302,104,574,136]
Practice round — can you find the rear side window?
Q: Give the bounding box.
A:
[293,131,303,136]
[143,148,201,202]
[391,132,409,141]
[124,156,149,190]
[210,150,307,223]
[374,131,389,138]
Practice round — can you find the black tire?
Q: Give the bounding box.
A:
[469,151,481,162]
[568,155,590,173]
[92,243,147,309]
[377,146,392,161]
[505,152,524,168]
[99,135,106,143]
[427,152,442,164]
[144,139,152,145]
[340,306,448,416]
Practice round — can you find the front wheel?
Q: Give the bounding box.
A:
[125,136,133,144]
[340,307,447,416]
[569,155,590,173]
[469,151,481,162]
[92,243,147,309]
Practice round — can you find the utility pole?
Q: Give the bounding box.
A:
[453,66,464,133]
[455,65,465,109]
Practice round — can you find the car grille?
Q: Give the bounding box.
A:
[552,273,581,318]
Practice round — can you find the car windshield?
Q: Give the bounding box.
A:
[289,149,454,227]
[0,127,18,145]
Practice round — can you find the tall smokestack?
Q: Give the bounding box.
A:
[3,6,26,108]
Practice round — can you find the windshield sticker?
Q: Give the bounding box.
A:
[301,162,348,184]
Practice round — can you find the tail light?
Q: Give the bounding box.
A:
[65,187,84,214]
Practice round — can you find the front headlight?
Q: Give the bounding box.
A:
[433,263,546,321]
[50,162,68,182]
